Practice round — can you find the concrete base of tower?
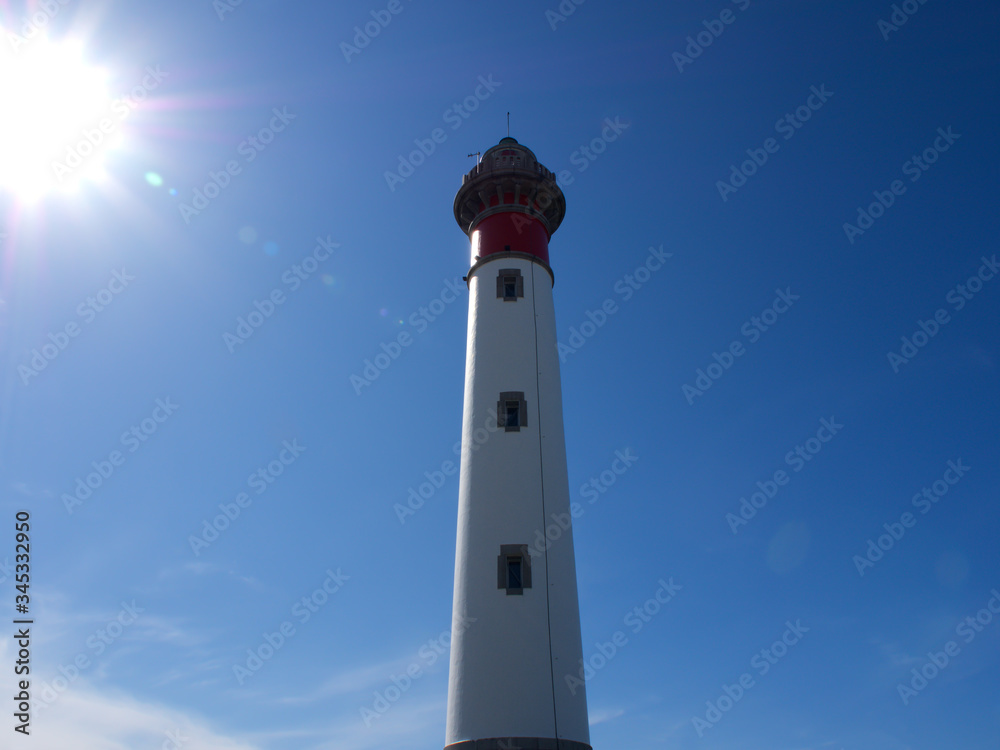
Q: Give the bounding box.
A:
[445,739,592,750]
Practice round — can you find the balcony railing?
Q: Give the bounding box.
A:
[462,160,555,185]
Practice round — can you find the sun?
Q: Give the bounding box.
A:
[0,35,116,201]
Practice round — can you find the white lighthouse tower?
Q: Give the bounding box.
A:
[444,137,592,750]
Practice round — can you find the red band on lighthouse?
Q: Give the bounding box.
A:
[470,212,550,265]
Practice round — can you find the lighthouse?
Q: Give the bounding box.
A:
[444,137,592,750]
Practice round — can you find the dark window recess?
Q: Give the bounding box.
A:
[496,268,524,301]
[497,391,527,432]
[505,401,520,428]
[498,544,532,595]
[507,558,522,589]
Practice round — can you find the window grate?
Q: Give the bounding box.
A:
[496,268,524,301]
[498,544,532,594]
[497,392,527,432]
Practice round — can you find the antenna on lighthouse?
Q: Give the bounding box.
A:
[506,111,510,137]
[467,151,481,165]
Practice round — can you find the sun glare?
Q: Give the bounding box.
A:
[0,36,115,201]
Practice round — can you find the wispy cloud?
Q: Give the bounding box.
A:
[7,480,54,498]
[869,636,923,670]
[278,653,423,704]
[156,560,262,588]
[27,683,262,749]
[299,695,446,750]
[589,706,625,725]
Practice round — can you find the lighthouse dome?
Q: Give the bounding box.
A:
[481,137,539,171]
[455,136,565,237]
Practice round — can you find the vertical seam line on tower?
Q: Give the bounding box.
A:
[531,261,561,740]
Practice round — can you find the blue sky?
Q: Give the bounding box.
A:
[1,0,999,748]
